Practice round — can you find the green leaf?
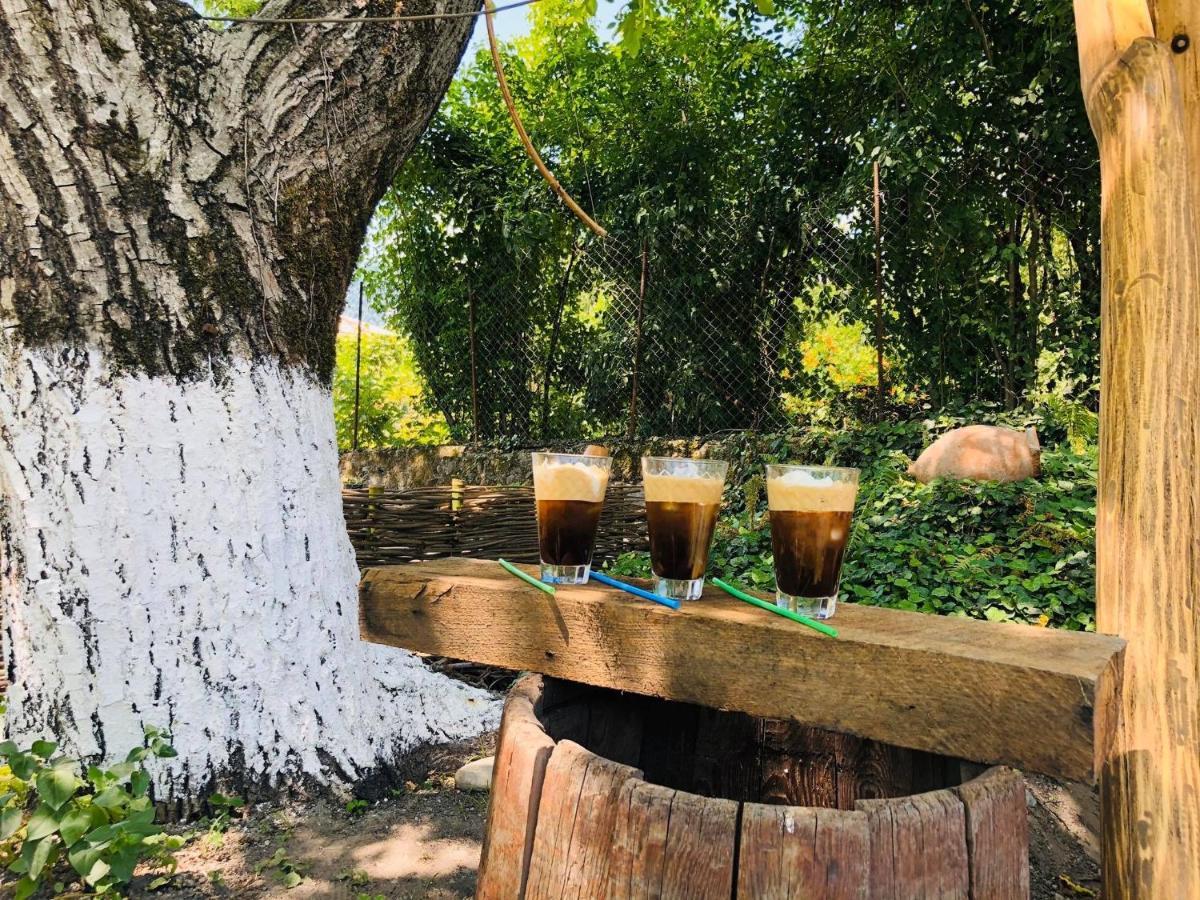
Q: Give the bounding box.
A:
[131,769,151,798]
[0,806,24,839]
[83,857,112,887]
[25,803,60,841]
[10,753,37,781]
[283,870,303,889]
[754,0,775,13]
[69,842,104,878]
[59,805,103,847]
[22,834,53,880]
[0,740,20,757]
[36,764,80,810]
[14,876,37,900]
[30,740,57,760]
[107,845,139,883]
[92,786,127,809]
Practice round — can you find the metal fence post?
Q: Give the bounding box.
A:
[352,282,364,451]
[628,240,649,438]
[468,288,480,444]
[873,160,885,415]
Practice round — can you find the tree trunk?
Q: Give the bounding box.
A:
[0,0,498,801]
[1074,1,1200,894]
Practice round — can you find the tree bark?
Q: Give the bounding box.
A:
[1074,1,1200,894]
[0,0,499,801]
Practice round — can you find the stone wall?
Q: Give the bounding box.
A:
[340,436,768,488]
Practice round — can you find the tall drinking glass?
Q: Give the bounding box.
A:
[766,464,859,619]
[642,456,729,601]
[532,452,612,584]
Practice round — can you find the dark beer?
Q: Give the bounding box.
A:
[536,499,605,567]
[645,500,721,580]
[769,509,853,597]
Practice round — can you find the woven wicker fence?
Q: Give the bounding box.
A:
[342,483,649,569]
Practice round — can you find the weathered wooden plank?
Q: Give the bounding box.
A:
[524,741,594,900]
[360,558,1124,780]
[524,740,643,900]
[659,792,738,898]
[954,767,1030,899]
[607,780,673,898]
[477,697,554,900]
[738,803,871,898]
[857,790,970,899]
[559,753,643,897]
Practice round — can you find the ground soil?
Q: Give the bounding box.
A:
[115,731,1102,900]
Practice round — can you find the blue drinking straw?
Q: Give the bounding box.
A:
[589,571,681,611]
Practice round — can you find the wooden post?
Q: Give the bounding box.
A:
[1074,1,1200,893]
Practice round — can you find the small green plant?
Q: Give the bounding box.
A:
[201,792,244,845]
[0,726,184,897]
[337,867,371,887]
[255,846,305,889]
[344,798,368,817]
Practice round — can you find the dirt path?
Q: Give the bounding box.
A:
[130,740,492,900]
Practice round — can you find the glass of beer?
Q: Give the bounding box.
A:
[642,456,729,601]
[766,464,859,619]
[532,452,612,584]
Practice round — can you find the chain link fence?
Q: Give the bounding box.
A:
[349,151,1098,445]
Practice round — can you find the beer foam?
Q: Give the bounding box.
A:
[767,469,857,512]
[643,472,725,505]
[533,460,609,502]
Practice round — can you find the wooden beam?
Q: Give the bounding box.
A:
[360,558,1124,782]
[1074,0,1200,892]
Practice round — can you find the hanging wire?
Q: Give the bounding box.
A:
[198,0,539,26]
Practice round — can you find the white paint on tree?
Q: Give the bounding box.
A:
[0,344,499,799]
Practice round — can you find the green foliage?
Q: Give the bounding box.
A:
[200,792,244,846]
[0,727,184,897]
[614,411,1096,631]
[333,330,450,449]
[344,799,368,817]
[365,0,1099,440]
[255,846,305,889]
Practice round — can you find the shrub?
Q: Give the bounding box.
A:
[613,415,1097,631]
[0,727,184,897]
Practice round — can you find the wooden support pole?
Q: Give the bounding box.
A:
[1074,0,1200,893]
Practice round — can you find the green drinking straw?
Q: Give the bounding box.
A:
[711,577,838,638]
[498,558,556,596]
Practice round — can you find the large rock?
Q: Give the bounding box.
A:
[455,756,495,792]
[908,426,1041,484]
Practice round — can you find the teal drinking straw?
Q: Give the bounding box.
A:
[498,558,556,595]
[711,577,838,638]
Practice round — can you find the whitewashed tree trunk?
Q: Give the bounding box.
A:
[0,0,498,801]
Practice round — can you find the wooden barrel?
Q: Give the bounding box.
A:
[477,675,1029,900]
